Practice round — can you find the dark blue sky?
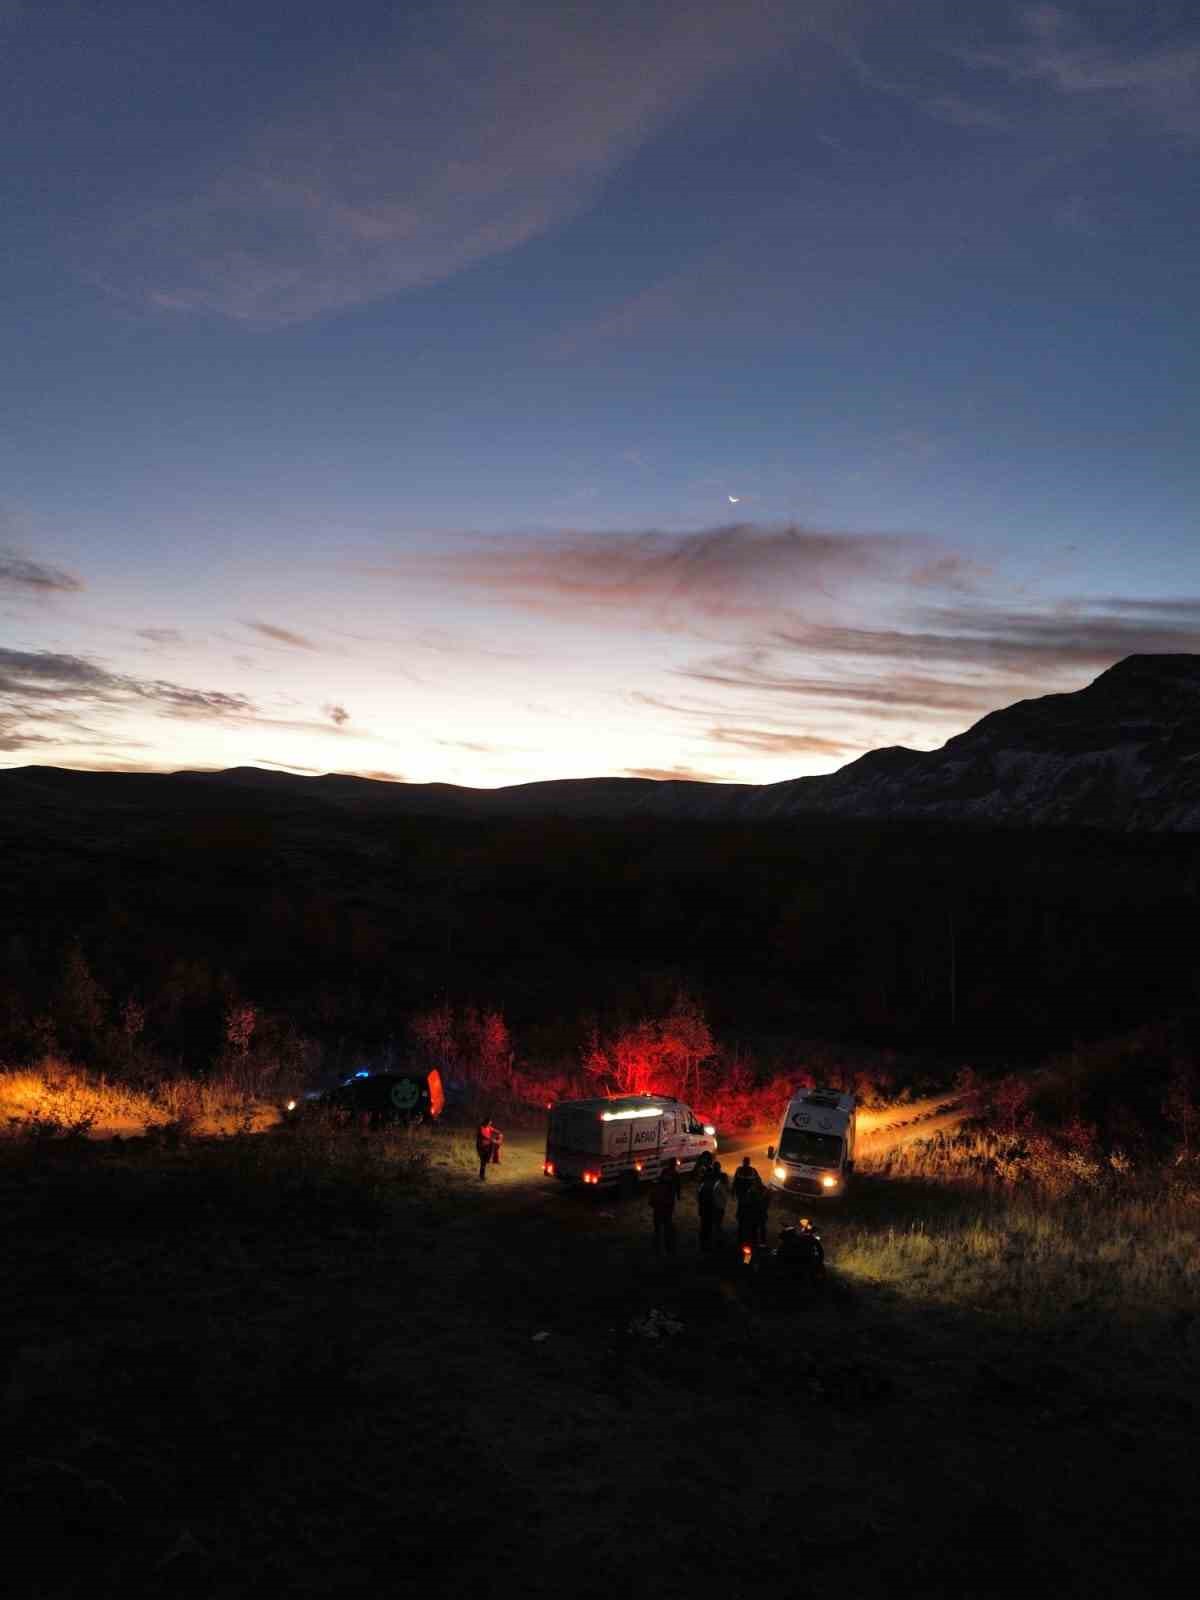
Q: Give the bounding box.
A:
[3,1,1198,782]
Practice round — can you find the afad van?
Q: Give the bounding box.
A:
[544,1095,718,1189]
[767,1087,856,1198]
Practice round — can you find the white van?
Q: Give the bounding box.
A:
[544,1095,717,1189]
[768,1087,856,1198]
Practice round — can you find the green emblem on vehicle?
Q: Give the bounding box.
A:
[390,1080,420,1111]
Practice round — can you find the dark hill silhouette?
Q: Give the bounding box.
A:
[3,654,1199,830]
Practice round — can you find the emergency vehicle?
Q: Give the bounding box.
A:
[284,1068,445,1126]
[544,1095,718,1188]
[767,1086,856,1197]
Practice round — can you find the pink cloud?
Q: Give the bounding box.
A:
[104,2,851,327]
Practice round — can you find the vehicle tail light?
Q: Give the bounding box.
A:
[544,1161,555,1176]
[583,1171,600,1184]
[741,1243,753,1265]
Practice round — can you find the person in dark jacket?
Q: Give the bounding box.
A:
[710,1161,729,1243]
[731,1155,759,1209]
[752,1176,771,1246]
[475,1118,502,1181]
[650,1158,682,1256]
[734,1160,764,1248]
[696,1163,719,1252]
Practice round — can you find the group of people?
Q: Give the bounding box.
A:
[650,1154,769,1257]
[474,1123,771,1259]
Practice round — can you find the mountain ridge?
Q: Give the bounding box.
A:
[3,654,1200,832]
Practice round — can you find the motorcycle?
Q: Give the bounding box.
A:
[739,1217,825,1293]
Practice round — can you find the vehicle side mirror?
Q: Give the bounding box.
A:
[767,1145,776,1160]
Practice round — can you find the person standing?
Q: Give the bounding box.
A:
[731,1155,758,1210]
[696,1162,718,1252]
[753,1175,771,1247]
[734,1158,762,1249]
[710,1160,729,1245]
[476,1117,502,1181]
[650,1157,682,1256]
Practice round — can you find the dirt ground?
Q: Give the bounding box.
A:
[4,1119,1198,1600]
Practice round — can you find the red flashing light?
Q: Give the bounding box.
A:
[544,1161,555,1176]
[583,1171,600,1185]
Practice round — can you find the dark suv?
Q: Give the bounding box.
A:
[285,1069,445,1127]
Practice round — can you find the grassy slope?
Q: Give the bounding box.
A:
[4,1123,1199,1600]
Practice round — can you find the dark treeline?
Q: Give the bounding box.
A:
[4,781,1200,1075]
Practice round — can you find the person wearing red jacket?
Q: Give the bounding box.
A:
[476,1119,503,1181]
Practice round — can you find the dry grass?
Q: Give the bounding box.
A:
[0,1059,280,1139]
[841,1125,1200,1339]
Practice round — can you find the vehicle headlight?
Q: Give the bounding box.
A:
[703,1124,715,1136]
[286,1099,297,1112]
[821,1174,838,1188]
[774,1165,787,1181]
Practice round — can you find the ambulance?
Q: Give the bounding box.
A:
[544,1095,718,1188]
[767,1086,856,1198]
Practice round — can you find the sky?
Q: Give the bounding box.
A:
[3,0,1199,787]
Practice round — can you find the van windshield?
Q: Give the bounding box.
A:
[778,1129,842,1169]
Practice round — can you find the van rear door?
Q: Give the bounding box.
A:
[629,1112,663,1169]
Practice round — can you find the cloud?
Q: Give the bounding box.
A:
[677,651,1006,720]
[669,597,1200,731]
[254,757,326,774]
[1100,596,1200,615]
[907,554,991,593]
[624,764,735,784]
[100,1,847,327]
[144,683,259,717]
[968,6,1200,137]
[0,646,385,757]
[393,518,1200,739]
[404,522,903,627]
[0,649,124,701]
[707,727,855,757]
[0,548,84,594]
[629,689,859,758]
[0,646,255,755]
[245,620,321,651]
[769,600,1200,675]
[923,93,1018,133]
[136,627,183,644]
[0,726,60,753]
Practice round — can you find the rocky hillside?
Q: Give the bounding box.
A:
[740,655,1200,831]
